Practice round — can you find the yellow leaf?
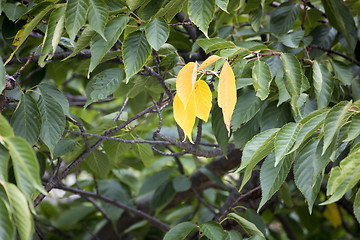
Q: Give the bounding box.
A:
[12,24,28,47]
[176,62,197,107]
[323,203,342,228]
[194,80,212,122]
[218,60,237,136]
[198,55,222,71]
[173,93,196,143]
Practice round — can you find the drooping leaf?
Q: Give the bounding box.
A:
[84,150,110,178]
[88,0,109,40]
[63,25,96,60]
[270,2,300,34]
[122,31,152,82]
[274,122,301,166]
[0,58,5,92]
[260,101,292,131]
[252,60,272,100]
[258,152,294,211]
[281,53,302,97]
[278,30,304,48]
[173,93,196,143]
[218,61,237,135]
[39,5,66,67]
[194,80,212,122]
[345,114,360,141]
[163,222,196,240]
[212,104,229,155]
[274,68,291,106]
[188,0,215,38]
[331,60,353,85]
[0,145,9,181]
[0,196,15,240]
[198,55,222,71]
[199,221,224,240]
[38,94,66,154]
[134,143,154,167]
[10,93,41,146]
[312,60,334,109]
[3,2,27,21]
[85,68,124,108]
[65,0,90,41]
[145,17,170,51]
[216,0,229,13]
[176,62,197,107]
[0,114,14,137]
[354,188,360,223]
[38,83,70,116]
[227,213,265,237]
[88,15,129,74]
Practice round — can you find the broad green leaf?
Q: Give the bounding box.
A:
[274,68,291,106]
[39,5,66,67]
[227,213,264,237]
[88,15,129,74]
[172,175,191,192]
[224,230,243,240]
[173,93,196,143]
[65,0,90,41]
[270,2,299,34]
[122,31,152,82]
[278,30,304,48]
[163,222,196,240]
[231,88,261,130]
[150,180,176,211]
[294,139,329,213]
[88,0,109,40]
[252,60,272,100]
[196,37,229,52]
[103,134,132,162]
[176,62,197,106]
[38,94,66,154]
[321,0,356,50]
[85,68,124,108]
[281,53,302,97]
[39,83,70,116]
[199,221,224,240]
[258,153,294,211]
[10,93,41,146]
[0,196,15,240]
[260,101,292,131]
[139,169,174,196]
[0,114,14,137]
[137,0,163,21]
[249,7,262,32]
[234,117,260,150]
[345,114,360,141]
[3,2,27,21]
[194,80,212,122]
[322,149,360,205]
[63,25,96,60]
[331,60,353,85]
[4,137,45,199]
[0,57,5,92]
[216,0,229,13]
[354,188,360,223]
[145,18,169,51]
[84,150,110,178]
[212,104,229,155]
[1,182,33,240]
[218,61,237,135]
[198,167,228,189]
[188,0,216,38]
[5,3,55,65]
[0,144,9,181]
[312,61,334,109]
[198,55,222,71]
[154,0,184,22]
[322,101,352,154]
[274,122,301,166]
[53,139,77,159]
[134,143,154,167]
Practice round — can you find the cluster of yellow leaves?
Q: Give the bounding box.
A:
[173,55,237,143]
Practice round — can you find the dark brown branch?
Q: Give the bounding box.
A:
[113,97,129,121]
[309,44,360,66]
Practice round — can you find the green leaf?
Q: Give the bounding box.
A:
[294,139,329,213]
[150,180,176,211]
[354,188,360,224]
[134,143,154,167]
[238,128,279,190]
[321,149,360,205]
[312,61,334,109]
[227,213,265,237]
[345,114,360,141]
[270,2,300,34]
[145,18,169,51]
[258,152,294,211]
[138,0,163,21]
[278,30,304,48]
[188,0,216,38]
[3,2,27,21]
[172,175,191,192]
[0,196,15,240]
[53,139,77,159]
[1,182,33,240]
[274,68,291,106]
[249,7,262,32]
[10,93,41,146]
[0,58,5,92]
[0,114,14,137]
[212,104,229,155]
[39,83,70,116]
[260,101,292,131]
[139,169,173,196]
[163,222,196,240]
[39,5,66,67]
[154,0,184,22]
[231,88,262,130]
[103,135,132,162]
[4,137,45,199]
[64,25,96,60]
[224,230,243,240]
[199,221,224,240]
[88,0,109,40]
[252,60,272,100]
[65,0,90,41]
[233,117,260,150]
[331,60,353,85]
[85,68,124,107]
[38,94,66,154]
[274,122,301,166]
[216,0,229,13]
[322,101,352,154]
[84,150,110,178]
[88,15,129,74]
[196,37,233,53]
[0,144,9,181]
[281,53,302,97]
[122,31,152,82]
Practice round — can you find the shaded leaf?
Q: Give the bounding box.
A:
[0,145,9,181]
[212,104,229,155]
[270,2,299,34]
[323,203,342,228]
[172,175,191,192]
[312,60,334,109]
[84,150,110,178]
[0,58,5,92]
[65,0,90,41]
[163,222,196,240]
[39,83,70,116]
[274,68,291,106]
[354,188,360,223]
[199,221,224,240]
[331,60,353,85]
[345,114,360,141]
[278,30,304,48]
[63,25,96,60]
[134,143,154,167]
[0,196,15,240]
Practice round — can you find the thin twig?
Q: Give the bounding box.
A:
[66,117,90,151]
[309,44,360,66]
[12,51,36,79]
[113,97,129,121]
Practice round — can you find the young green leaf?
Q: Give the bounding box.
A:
[145,17,170,51]
[252,60,272,100]
[88,0,109,40]
[65,0,90,41]
[84,150,110,178]
[188,0,216,38]
[0,58,5,92]
[134,143,154,167]
[312,60,334,109]
[163,222,196,240]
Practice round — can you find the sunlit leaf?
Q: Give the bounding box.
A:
[199,221,224,240]
[198,55,222,71]
[227,213,264,237]
[194,80,212,122]
[176,62,197,106]
[0,114,14,137]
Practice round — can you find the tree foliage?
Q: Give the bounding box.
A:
[0,0,360,239]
